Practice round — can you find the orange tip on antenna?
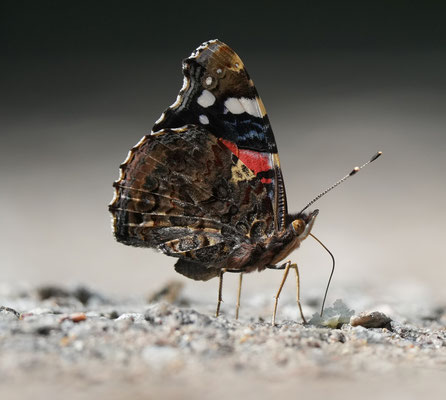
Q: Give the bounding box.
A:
[370,151,383,162]
[350,167,360,176]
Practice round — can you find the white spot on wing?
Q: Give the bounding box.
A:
[205,76,213,86]
[224,97,245,114]
[239,98,262,118]
[197,90,216,108]
[199,114,209,124]
[224,97,263,118]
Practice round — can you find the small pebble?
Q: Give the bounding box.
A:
[60,312,87,323]
[350,311,392,328]
[0,306,21,320]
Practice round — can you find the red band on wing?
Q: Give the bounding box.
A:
[220,139,273,177]
[221,139,239,157]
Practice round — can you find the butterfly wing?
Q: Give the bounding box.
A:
[109,126,275,280]
[152,40,288,232]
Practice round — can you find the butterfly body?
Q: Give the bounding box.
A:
[109,40,317,282]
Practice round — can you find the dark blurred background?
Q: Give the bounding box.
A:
[1,1,445,305]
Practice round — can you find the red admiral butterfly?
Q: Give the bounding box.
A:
[109,40,381,324]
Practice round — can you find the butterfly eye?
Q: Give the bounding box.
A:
[291,219,306,236]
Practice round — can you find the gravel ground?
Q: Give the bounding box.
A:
[1,283,446,400]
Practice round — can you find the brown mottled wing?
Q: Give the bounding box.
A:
[109,126,274,280]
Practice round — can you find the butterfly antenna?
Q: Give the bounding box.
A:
[298,151,382,216]
[309,233,335,316]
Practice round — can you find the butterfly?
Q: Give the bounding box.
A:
[109,40,380,323]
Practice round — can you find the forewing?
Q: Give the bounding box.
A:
[152,40,288,231]
[109,126,275,269]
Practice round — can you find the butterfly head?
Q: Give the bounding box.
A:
[290,210,319,240]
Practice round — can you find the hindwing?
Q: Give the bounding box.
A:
[109,126,275,278]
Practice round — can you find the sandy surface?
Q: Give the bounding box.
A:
[1,283,446,400]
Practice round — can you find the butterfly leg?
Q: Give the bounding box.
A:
[271,261,306,325]
[215,269,226,317]
[290,262,307,324]
[272,261,292,325]
[235,272,243,320]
